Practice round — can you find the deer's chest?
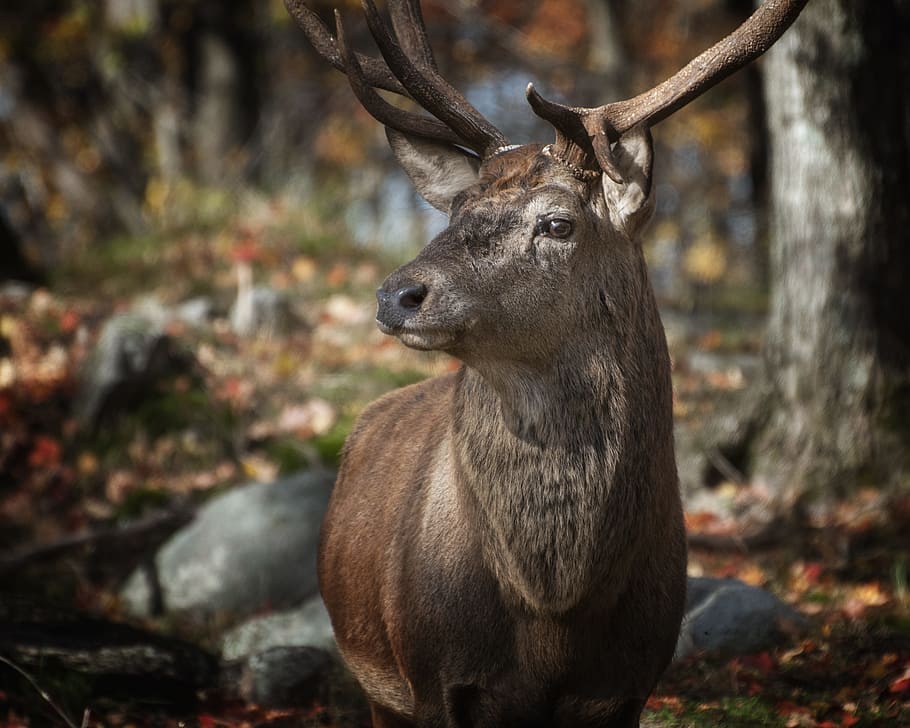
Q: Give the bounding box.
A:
[460,444,613,614]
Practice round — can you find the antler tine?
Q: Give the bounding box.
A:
[530,0,811,173]
[333,11,468,150]
[388,0,438,72]
[284,0,408,96]
[361,0,509,157]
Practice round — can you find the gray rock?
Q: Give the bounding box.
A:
[229,646,332,708]
[75,300,191,426]
[0,281,33,302]
[685,350,760,379]
[675,576,806,661]
[674,424,710,498]
[121,470,335,623]
[173,296,215,327]
[229,285,297,338]
[221,594,335,660]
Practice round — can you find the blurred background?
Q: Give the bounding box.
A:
[0,0,772,549]
[1,1,908,726]
[0,0,765,302]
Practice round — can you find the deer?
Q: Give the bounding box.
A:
[284,1,808,725]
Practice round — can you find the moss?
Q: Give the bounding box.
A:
[132,384,233,442]
[370,366,429,390]
[87,377,237,474]
[310,415,357,467]
[115,487,171,519]
[645,697,783,727]
[54,233,170,297]
[0,662,93,727]
[265,437,312,475]
[869,612,910,637]
[714,698,783,726]
[804,589,834,605]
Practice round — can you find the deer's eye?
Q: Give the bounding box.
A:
[536,216,574,239]
[547,219,573,238]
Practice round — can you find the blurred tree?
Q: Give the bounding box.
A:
[735,0,910,503]
[586,0,625,76]
[0,203,43,284]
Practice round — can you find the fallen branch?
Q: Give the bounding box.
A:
[704,446,747,485]
[687,516,789,553]
[0,654,81,728]
[0,595,219,697]
[0,507,193,576]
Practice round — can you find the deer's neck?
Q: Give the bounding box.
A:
[452,339,633,615]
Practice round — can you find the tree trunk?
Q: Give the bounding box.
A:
[0,204,43,284]
[191,1,259,184]
[586,0,625,76]
[750,0,910,502]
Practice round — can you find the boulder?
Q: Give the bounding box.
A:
[221,594,335,660]
[121,470,334,623]
[229,284,298,338]
[226,645,333,708]
[675,576,806,660]
[75,300,192,427]
[173,296,215,327]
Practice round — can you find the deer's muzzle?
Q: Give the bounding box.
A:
[376,282,427,332]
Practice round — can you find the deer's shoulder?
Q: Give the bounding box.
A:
[340,370,460,463]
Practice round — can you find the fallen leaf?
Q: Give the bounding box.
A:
[326,262,349,287]
[645,695,684,715]
[738,563,768,587]
[28,435,62,468]
[889,668,910,694]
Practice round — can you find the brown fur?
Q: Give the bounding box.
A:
[318,140,687,727]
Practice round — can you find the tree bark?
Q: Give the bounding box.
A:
[0,204,43,284]
[750,0,910,501]
[191,1,260,184]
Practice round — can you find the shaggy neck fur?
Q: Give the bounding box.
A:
[451,260,673,616]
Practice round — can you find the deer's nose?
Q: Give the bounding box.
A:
[396,283,427,310]
[376,282,428,330]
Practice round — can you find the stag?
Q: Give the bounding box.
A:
[285,1,808,725]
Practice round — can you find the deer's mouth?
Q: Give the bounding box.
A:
[376,319,460,352]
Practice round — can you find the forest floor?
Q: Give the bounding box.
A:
[1,208,908,727]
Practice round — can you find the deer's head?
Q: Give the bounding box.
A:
[286,0,808,365]
[373,130,654,367]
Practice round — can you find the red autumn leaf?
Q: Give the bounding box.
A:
[326,262,350,287]
[889,670,910,694]
[646,695,684,715]
[754,651,775,674]
[231,229,262,263]
[776,700,812,717]
[28,435,62,468]
[697,329,723,350]
[59,309,80,333]
[802,561,824,585]
[684,510,719,531]
[0,392,13,419]
[841,716,860,727]
[740,651,775,674]
[197,714,217,728]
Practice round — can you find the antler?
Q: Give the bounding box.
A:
[285,0,509,158]
[527,0,811,180]
[285,0,406,95]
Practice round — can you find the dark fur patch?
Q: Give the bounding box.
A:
[458,206,522,255]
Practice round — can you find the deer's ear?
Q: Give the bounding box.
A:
[386,129,480,213]
[602,125,654,239]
